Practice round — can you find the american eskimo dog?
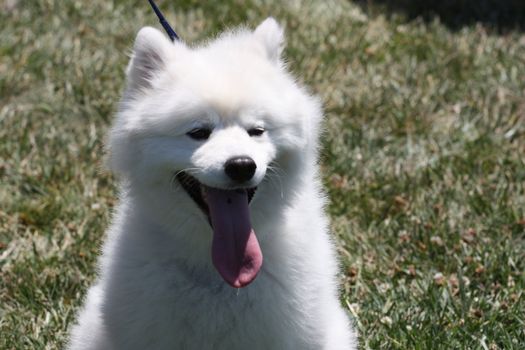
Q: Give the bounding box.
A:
[67,17,356,350]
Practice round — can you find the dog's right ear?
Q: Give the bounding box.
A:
[126,26,173,94]
[253,17,284,64]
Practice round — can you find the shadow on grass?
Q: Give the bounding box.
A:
[354,0,525,32]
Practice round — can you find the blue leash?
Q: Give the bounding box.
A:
[147,0,179,41]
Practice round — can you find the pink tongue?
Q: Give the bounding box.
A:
[207,188,263,288]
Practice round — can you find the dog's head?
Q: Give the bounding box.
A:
[108,18,322,288]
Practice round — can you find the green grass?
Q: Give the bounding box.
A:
[1,0,524,349]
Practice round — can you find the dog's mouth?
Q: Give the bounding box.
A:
[176,172,262,288]
[176,172,257,218]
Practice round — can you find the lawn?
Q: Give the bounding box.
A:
[1,0,524,349]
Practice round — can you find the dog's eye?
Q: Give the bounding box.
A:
[187,128,212,140]
[247,127,265,137]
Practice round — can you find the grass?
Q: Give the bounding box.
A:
[1,0,524,349]
[354,0,525,31]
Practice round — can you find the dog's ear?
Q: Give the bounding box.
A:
[253,17,285,63]
[126,26,173,93]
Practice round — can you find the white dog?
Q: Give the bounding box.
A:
[67,17,357,350]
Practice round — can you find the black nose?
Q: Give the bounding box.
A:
[224,156,257,182]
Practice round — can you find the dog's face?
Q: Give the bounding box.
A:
[108,18,322,287]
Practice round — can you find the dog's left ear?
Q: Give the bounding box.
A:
[126,26,174,94]
[253,17,285,63]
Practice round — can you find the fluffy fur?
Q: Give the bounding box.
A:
[67,18,357,350]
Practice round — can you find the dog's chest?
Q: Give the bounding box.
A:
[105,264,320,350]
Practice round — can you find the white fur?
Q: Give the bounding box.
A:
[67,18,357,350]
